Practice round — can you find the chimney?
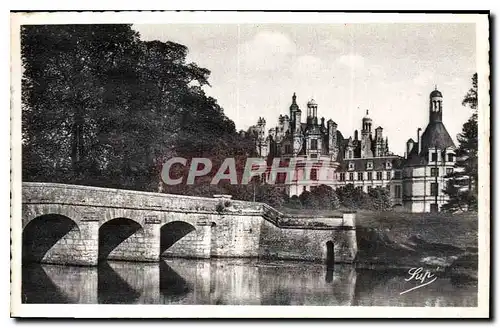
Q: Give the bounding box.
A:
[406,139,414,157]
[417,128,422,155]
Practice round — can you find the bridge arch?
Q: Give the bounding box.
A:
[22,214,80,263]
[98,218,143,261]
[160,221,196,255]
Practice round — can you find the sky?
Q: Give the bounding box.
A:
[133,23,476,156]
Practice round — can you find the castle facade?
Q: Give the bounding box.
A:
[249,88,455,213]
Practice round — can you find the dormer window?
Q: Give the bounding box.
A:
[431,152,438,162]
[311,139,318,150]
[385,161,392,170]
[348,162,355,171]
[366,161,373,170]
[447,153,454,162]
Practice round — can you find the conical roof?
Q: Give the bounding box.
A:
[419,122,455,153]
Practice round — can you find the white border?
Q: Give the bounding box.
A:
[9,11,490,318]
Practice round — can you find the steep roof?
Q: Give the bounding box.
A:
[404,122,455,167]
[419,122,455,153]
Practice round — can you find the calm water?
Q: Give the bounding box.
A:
[22,258,477,306]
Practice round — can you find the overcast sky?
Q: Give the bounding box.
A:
[134,23,476,156]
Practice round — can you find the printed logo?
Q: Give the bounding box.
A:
[400,267,437,295]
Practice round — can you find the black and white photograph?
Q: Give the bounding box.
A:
[9,11,490,318]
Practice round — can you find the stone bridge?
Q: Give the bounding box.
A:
[21,182,357,266]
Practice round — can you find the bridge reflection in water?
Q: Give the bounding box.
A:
[22,259,477,306]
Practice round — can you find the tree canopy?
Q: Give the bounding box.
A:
[21,24,255,192]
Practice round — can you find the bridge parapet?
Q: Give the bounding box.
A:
[22,182,264,216]
[277,212,356,230]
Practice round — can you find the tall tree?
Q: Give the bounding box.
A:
[22,25,140,185]
[442,73,478,212]
[21,24,252,193]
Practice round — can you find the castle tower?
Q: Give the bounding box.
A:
[419,87,454,156]
[362,110,372,134]
[403,87,456,213]
[289,93,302,134]
[307,99,318,126]
[429,86,443,123]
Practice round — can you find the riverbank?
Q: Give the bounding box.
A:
[280,208,478,281]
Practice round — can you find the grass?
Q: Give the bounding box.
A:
[354,210,478,249]
[279,207,478,249]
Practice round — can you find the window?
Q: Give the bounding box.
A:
[431,168,439,177]
[446,168,454,175]
[284,144,291,154]
[376,172,383,180]
[386,171,391,180]
[311,139,318,150]
[431,152,438,162]
[339,173,346,181]
[277,172,286,184]
[367,186,373,193]
[430,203,439,213]
[395,185,402,198]
[348,150,353,159]
[367,172,373,180]
[448,154,454,162]
[348,162,355,171]
[430,183,439,196]
[386,161,392,169]
[349,173,354,181]
[303,186,307,192]
[366,161,373,170]
[311,168,318,181]
[394,171,402,179]
[310,154,317,159]
[358,172,364,181]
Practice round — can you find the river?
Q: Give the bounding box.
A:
[22,258,477,306]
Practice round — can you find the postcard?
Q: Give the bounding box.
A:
[10,11,490,318]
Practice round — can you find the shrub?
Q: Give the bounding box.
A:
[336,184,371,209]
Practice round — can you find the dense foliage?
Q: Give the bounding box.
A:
[442,73,478,212]
[284,184,390,211]
[22,25,255,192]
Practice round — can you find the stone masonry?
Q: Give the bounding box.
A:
[21,182,357,266]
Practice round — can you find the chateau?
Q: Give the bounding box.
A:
[249,88,456,213]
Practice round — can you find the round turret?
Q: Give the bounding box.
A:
[429,87,443,123]
[289,92,299,111]
[362,110,372,133]
[430,89,443,98]
[362,109,372,122]
[307,99,318,107]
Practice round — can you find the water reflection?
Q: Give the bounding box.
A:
[22,258,477,306]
